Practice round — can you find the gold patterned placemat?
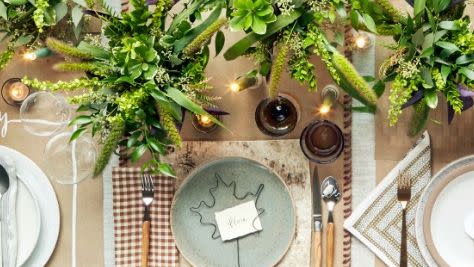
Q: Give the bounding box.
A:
[344,132,431,267]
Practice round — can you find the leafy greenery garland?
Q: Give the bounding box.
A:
[23,0,226,177]
[224,0,379,110]
[0,0,94,70]
[357,0,474,135]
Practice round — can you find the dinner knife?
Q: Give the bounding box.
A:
[311,166,322,267]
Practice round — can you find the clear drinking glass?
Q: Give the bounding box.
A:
[44,132,97,184]
[20,92,71,136]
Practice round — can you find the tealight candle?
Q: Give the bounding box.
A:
[229,75,263,93]
[23,48,53,61]
[1,78,31,106]
[192,114,219,133]
[352,32,372,50]
[319,85,339,115]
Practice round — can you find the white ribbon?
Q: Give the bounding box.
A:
[0,112,20,138]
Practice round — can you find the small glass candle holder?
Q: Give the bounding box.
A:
[255,94,299,137]
[319,85,340,114]
[229,74,264,93]
[192,114,219,133]
[300,120,344,164]
[1,78,31,107]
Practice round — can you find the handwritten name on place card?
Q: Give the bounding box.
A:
[215,200,263,241]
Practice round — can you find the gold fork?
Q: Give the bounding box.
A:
[397,172,411,267]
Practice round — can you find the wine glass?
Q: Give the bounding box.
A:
[44,131,97,184]
[20,92,71,136]
[255,94,299,136]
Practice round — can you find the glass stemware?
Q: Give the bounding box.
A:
[20,92,71,137]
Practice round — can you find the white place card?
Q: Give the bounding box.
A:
[215,200,263,241]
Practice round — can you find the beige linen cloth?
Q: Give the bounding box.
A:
[344,132,431,267]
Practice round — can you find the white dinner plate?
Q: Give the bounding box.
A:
[16,178,41,266]
[416,156,474,267]
[0,146,60,266]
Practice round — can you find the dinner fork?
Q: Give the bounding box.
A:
[397,173,411,267]
[141,174,155,267]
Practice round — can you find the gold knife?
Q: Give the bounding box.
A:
[311,166,322,267]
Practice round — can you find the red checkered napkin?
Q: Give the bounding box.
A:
[112,167,178,267]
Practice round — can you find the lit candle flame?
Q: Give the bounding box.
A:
[319,104,331,115]
[229,82,240,92]
[23,52,37,61]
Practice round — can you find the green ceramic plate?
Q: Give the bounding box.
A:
[171,157,296,267]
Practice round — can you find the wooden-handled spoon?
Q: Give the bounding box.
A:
[321,176,341,267]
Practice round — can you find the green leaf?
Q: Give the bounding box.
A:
[166,87,225,128]
[158,163,176,177]
[424,90,438,109]
[54,2,68,22]
[131,144,147,162]
[436,41,459,52]
[363,14,377,33]
[456,54,474,65]
[439,21,459,30]
[459,67,474,80]
[373,80,386,97]
[422,30,447,50]
[440,65,451,83]
[412,28,425,46]
[421,67,434,88]
[71,6,83,28]
[69,115,92,126]
[70,127,87,142]
[420,47,434,58]
[72,0,88,7]
[433,0,450,13]
[414,0,426,16]
[77,42,110,59]
[127,131,141,148]
[215,30,225,56]
[14,35,34,47]
[168,0,208,34]
[252,16,267,34]
[224,10,302,60]
[147,138,164,154]
[173,6,222,53]
[0,2,7,20]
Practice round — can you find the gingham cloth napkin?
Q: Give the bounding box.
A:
[112,167,178,267]
[344,132,432,267]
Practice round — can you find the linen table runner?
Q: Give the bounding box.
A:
[344,132,431,267]
[112,167,178,267]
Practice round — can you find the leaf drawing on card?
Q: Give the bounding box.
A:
[190,173,265,267]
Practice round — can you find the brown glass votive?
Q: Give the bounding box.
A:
[300,120,344,164]
[255,96,298,137]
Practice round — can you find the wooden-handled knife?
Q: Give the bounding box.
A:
[311,166,322,267]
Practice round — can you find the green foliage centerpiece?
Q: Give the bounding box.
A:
[224,0,379,111]
[23,0,226,176]
[357,0,474,135]
[0,0,94,70]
